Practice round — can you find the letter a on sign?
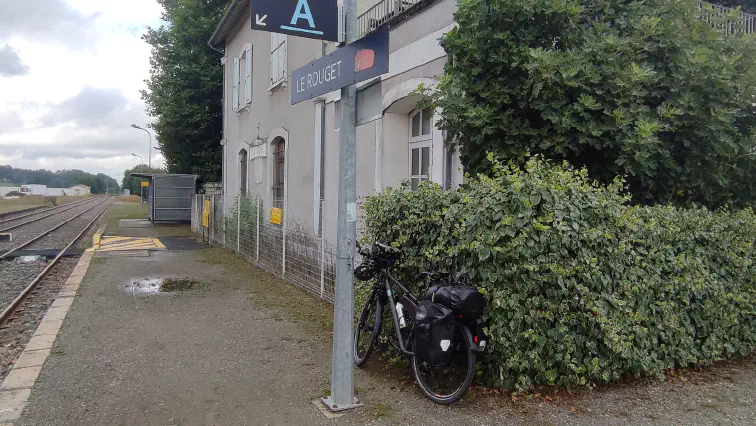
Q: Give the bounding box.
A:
[291,0,315,28]
[250,0,338,41]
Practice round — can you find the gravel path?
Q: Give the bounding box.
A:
[0,257,79,381]
[0,197,104,254]
[0,198,92,227]
[27,199,110,250]
[0,261,47,309]
[0,199,109,383]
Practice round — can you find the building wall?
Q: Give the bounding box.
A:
[220,0,461,247]
[223,10,326,233]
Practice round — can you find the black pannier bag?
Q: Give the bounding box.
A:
[424,284,485,319]
[413,300,457,364]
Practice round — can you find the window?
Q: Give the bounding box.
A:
[242,44,252,104]
[270,33,287,87]
[272,139,285,207]
[239,149,248,193]
[410,107,432,141]
[409,143,431,190]
[409,107,434,189]
[232,58,240,110]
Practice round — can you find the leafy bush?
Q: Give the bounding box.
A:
[361,155,756,388]
[430,0,756,208]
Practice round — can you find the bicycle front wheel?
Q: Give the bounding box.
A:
[411,325,476,405]
[354,294,382,367]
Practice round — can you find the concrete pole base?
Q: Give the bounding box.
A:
[320,396,363,413]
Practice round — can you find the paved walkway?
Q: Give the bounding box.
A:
[8,234,756,425]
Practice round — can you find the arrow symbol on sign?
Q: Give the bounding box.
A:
[256,14,267,26]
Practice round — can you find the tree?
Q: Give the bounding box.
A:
[142,0,229,182]
[121,165,166,197]
[0,165,119,194]
[431,0,756,208]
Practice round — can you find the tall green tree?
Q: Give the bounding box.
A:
[0,165,119,194]
[121,165,166,197]
[431,0,756,208]
[142,0,229,182]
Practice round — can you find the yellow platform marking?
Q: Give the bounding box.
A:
[96,236,165,252]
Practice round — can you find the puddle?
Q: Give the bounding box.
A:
[15,255,46,263]
[127,277,204,294]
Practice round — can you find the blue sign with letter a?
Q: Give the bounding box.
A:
[251,0,339,41]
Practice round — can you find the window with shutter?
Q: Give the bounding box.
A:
[244,45,253,103]
[270,33,287,87]
[232,58,240,111]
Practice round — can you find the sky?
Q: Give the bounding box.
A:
[0,0,166,183]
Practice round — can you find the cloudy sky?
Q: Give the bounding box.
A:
[0,0,165,182]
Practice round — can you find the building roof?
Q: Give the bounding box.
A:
[208,0,248,51]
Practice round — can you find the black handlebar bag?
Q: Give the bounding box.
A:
[413,300,457,364]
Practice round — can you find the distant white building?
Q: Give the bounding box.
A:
[68,185,91,196]
[13,184,91,197]
[19,184,47,196]
[0,187,21,197]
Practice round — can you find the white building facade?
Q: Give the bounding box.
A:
[209,0,462,251]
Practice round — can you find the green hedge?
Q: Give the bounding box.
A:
[361,155,756,388]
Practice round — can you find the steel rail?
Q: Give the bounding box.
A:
[0,197,109,260]
[0,197,102,233]
[0,198,112,327]
[0,197,96,225]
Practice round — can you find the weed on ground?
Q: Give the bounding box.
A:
[197,247,334,337]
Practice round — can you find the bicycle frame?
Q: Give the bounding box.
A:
[379,271,419,357]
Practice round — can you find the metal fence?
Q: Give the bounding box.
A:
[698,1,756,35]
[357,0,424,38]
[193,193,337,303]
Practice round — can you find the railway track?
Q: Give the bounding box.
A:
[0,197,103,255]
[0,197,111,326]
[0,197,95,226]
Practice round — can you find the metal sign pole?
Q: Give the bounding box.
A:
[323,0,361,412]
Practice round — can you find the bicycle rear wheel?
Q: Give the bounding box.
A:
[411,325,476,404]
[354,294,383,367]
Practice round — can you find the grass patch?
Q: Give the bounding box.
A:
[50,348,65,356]
[372,403,392,419]
[101,202,194,237]
[197,247,334,336]
[0,205,40,214]
[117,195,141,203]
[103,202,148,232]
[160,277,204,292]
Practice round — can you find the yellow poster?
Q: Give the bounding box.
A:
[141,181,150,187]
[202,199,210,228]
[270,207,283,225]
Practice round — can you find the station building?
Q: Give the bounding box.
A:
[208,0,462,248]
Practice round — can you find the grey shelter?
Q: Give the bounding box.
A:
[130,173,198,224]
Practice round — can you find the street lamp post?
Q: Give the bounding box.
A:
[131,124,152,171]
[131,153,145,208]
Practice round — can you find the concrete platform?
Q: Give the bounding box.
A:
[118,219,153,228]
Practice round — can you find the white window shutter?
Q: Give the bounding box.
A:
[232,58,240,110]
[244,46,252,103]
[269,34,286,85]
[279,36,287,82]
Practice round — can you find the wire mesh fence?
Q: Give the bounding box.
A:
[193,193,337,303]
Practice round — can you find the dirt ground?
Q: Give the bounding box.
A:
[15,240,756,426]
